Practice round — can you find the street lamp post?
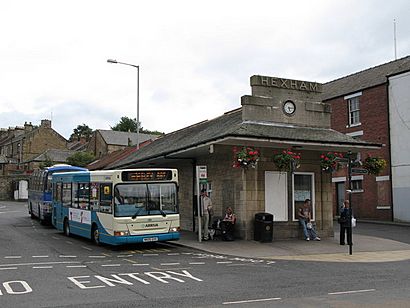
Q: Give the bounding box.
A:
[107,59,140,149]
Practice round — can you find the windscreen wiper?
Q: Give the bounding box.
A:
[159,209,166,217]
[131,207,144,219]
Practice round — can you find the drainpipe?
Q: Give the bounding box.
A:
[386,81,394,222]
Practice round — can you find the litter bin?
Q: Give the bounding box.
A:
[254,212,273,242]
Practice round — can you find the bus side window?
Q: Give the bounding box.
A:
[78,183,90,210]
[62,183,72,207]
[90,183,99,211]
[55,182,62,202]
[56,183,63,202]
[99,183,112,214]
[72,183,79,209]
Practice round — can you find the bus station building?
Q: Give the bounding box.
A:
[109,75,380,240]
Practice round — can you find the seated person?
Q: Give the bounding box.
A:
[220,207,236,241]
[298,199,320,241]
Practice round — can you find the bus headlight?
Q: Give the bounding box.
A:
[114,231,129,236]
[170,227,180,232]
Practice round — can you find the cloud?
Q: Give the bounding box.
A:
[1,0,410,139]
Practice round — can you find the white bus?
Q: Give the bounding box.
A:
[52,169,180,245]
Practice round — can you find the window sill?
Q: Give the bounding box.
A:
[347,123,362,128]
[351,189,364,193]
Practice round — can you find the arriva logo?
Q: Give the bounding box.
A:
[145,223,159,228]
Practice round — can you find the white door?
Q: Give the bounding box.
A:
[19,180,29,199]
[264,171,288,221]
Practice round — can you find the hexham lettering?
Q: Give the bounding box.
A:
[251,75,322,93]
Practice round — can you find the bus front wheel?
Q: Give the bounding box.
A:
[91,224,100,245]
[64,219,70,237]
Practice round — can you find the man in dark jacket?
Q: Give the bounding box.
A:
[339,200,352,245]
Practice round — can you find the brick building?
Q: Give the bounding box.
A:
[86,130,159,159]
[109,75,379,240]
[322,56,410,222]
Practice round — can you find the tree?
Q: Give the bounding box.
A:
[66,152,95,167]
[69,124,93,142]
[111,116,139,132]
[111,116,164,135]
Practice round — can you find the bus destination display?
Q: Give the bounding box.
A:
[122,170,173,182]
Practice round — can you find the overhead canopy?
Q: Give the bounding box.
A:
[108,108,381,169]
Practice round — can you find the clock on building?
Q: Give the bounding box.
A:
[283,100,296,116]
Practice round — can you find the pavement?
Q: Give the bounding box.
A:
[173,224,410,263]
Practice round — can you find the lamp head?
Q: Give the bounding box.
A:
[107,59,118,64]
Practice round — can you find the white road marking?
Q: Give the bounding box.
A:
[89,255,106,258]
[223,297,281,305]
[0,267,18,270]
[0,210,23,214]
[4,256,22,259]
[167,253,180,256]
[33,266,53,269]
[328,289,376,295]
[32,255,49,258]
[65,241,73,244]
[101,264,121,267]
[52,236,59,240]
[0,261,80,267]
[117,255,133,258]
[132,264,150,266]
[189,262,205,265]
[217,261,233,264]
[81,246,93,251]
[160,263,180,266]
[66,265,87,268]
[59,255,77,258]
[143,254,159,257]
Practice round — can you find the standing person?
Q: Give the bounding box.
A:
[200,189,212,241]
[339,200,352,245]
[298,199,320,241]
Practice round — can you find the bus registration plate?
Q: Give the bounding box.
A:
[143,237,158,243]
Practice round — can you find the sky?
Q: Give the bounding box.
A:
[1,0,409,139]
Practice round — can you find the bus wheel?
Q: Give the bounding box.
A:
[64,219,70,237]
[38,205,45,225]
[29,204,35,219]
[91,225,100,245]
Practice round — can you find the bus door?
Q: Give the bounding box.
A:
[53,182,63,228]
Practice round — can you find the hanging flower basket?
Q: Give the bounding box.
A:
[320,152,344,173]
[273,149,301,172]
[232,146,260,169]
[363,155,387,175]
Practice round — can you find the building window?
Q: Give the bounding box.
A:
[348,96,360,126]
[292,172,315,221]
[345,92,362,127]
[351,179,363,192]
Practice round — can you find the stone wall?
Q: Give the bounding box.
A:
[153,145,334,240]
[0,174,30,200]
[24,126,67,162]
